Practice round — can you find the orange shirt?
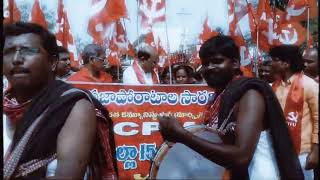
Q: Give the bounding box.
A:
[274,74,318,154]
[67,67,112,83]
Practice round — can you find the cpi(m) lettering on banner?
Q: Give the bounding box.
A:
[72,83,215,179]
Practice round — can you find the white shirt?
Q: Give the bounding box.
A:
[3,76,9,93]
[122,65,155,85]
[3,114,11,156]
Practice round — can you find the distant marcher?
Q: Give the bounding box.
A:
[68,44,112,83]
[270,45,318,180]
[303,47,318,82]
[160,66,172,84]
[173,64,195,84]
[123,44,160,85]
[56,46,73,80]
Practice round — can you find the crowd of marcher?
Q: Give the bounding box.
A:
[3,22,318,179]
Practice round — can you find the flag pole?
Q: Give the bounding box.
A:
[245,0,259,77]
[122,18,129,81]
[255,26,259,78]
[306,3,310,48]
[164,0,172,84]
[137,0,140,48]
[9,0,13,23]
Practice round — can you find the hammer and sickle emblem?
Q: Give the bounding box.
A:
[287,111,299,123]
[286,5,306,20]
[4,10,10,18]
[279,24,298,44]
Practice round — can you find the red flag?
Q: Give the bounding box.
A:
[227,0,254,75]
[274,22,306,46]
[107,38,121,67]
[3,0,21,24]
[285,0,318,22]
[55,0,79,68]
[157,37,167,68]
[199,16,219,44]
[234,26,253,68]
[157,37,166,56]
[138,0,166,29]
[228,0,237,36]
[106,20,135,66]
[189,52,202,70]
[144,30,157,48]
[228,0,255,39]
[88,0,127,45]
[255,0,273,30]
[234,0,250,20]
[30,0,48,29]
[253,0,277,52]
[113,20,135,57]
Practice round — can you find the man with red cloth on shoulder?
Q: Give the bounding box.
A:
[67,44,112,83]
[270,45,318,180]
[122,44,160,85]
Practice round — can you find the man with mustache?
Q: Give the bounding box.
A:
[270,45,318,180]
[55,46,73,81]
[159,36,303,179]
[67,44,113,83]
[3,22,117,179]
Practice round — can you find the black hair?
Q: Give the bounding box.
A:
[161,66,170,77]
[3,22,58,59]
[269,45,304,73]
[81,44,104,64]
[218,77,304,179]
[173,64,194,78]
[199,35,240,65]
[137,51,151,61]
[57,46,69,54]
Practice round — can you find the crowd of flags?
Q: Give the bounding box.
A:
[3,0,318,75]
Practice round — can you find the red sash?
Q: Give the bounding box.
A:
[205,91,225,128]
[132,60,159,84]
[205,76,241,128]
[272,73,304,153]
[3,92,31,125]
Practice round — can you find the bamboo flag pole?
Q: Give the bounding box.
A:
[164,0,172,84]
[306,2,310,48]
[245,0,259,77]
[255,25,259,78]
[136,0,140,49]
[121,18,130,81]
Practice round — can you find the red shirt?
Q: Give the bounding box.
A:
[67,67,112,83]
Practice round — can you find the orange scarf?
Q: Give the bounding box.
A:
[272,73,304,153]
[132,60,159,84]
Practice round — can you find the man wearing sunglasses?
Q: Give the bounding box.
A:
[123,44,160,85]
[3,22,117,179]
[67,44,112,83]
